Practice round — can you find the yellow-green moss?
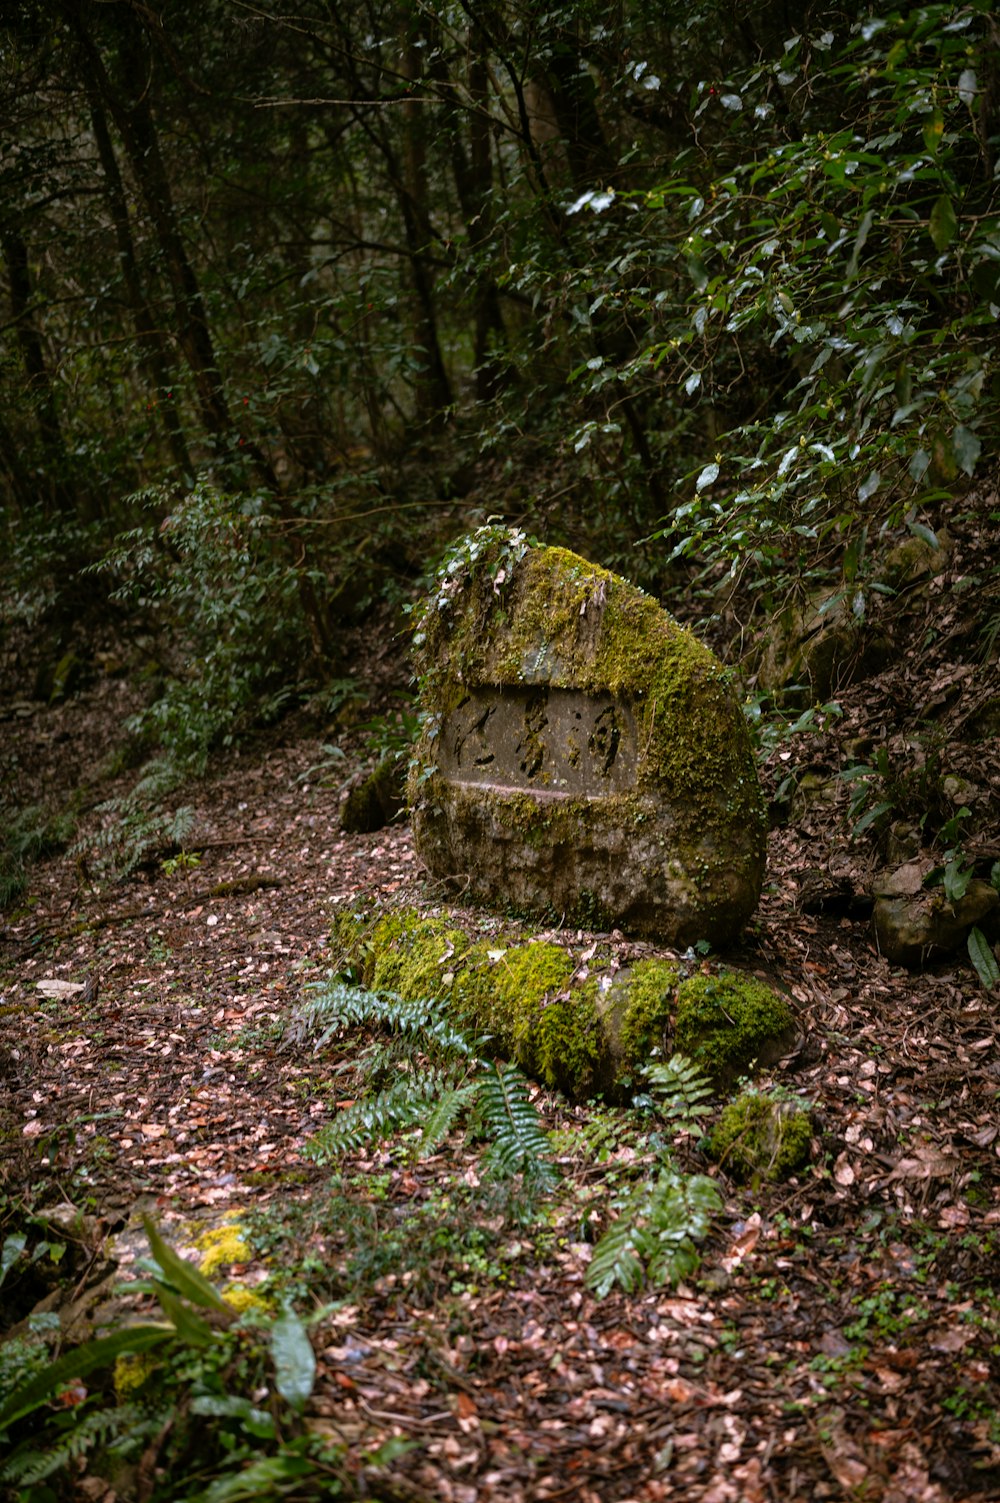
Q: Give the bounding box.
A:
[195,1220,251,1277]
[222,1282,274,1316]
[674,971,796,1089]
[616,959,679,1061]
[331,906,795,1105]
[368,911,474,997]
[707,1092,812,1181]
[114,1351,160,1400]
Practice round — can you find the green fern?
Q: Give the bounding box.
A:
[643,1053,715,1132]
[305,1068,465,1161]
[0,1403,149,1486]
[586,1165,724,1298]
[295,981,554,1185]
[582,1208,648,1297]
[292,980,473,1057]
[72,789,194,879]
[418,1081,482,1158]
[477,1064,555,1184]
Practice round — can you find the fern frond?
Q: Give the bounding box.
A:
[292,980,478,1059]
[418,1082,481,1158]
[584,1209,648,1298]
[475,1064,553,1181]
[643,1169,724,1286]
[304,1068,464,1161]
[585,1166,723,1297]
[0,1402,147,1485]
[643,1053,715,1132]
[292,981,438,1048]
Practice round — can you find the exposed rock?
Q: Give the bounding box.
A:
[872,863,1000,968]
[328,904,795,1102]
[341,756,406,834]
[757,592,892,704]
[880,530,950,592]
[409,527,766,947]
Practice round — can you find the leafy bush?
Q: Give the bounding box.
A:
[0,1220,341,1503]
[91,481,331,774]
[562,6,999,590]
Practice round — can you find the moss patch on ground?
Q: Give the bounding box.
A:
[673,971,797,1090]
[707,1091,812,1181]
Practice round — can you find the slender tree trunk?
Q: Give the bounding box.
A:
[398,22,453,422]
[0,218,76,515]
[82,75,193,477]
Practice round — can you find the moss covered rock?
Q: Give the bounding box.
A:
[673,971,797,1090]
[707,1091,812,1181]
[409,527,766,948]
[329,904,794,1103]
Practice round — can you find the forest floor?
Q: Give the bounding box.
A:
[1,507,999,1503]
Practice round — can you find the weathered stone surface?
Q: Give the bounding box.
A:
[872,863,1000,968]
[409,528,767,945]
[340,756,405,834]
[756,592,892,704]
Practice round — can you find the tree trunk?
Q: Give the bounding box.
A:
[82,74,193,478]
[0,218,77,515]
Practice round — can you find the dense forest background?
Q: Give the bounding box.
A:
[2,0,999,777]
[3,8,1000,1500]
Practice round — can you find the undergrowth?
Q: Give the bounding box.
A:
[292,979,723,1296]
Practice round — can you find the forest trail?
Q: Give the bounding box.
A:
[2,513,999,1501]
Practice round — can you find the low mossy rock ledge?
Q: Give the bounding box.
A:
[409,527,767,948]
[328,905,798,1102]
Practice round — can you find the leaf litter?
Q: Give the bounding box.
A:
[1,514,999,1501]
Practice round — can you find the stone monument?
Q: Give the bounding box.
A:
[409,527,766,946]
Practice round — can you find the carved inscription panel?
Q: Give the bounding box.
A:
[439,688,637,797]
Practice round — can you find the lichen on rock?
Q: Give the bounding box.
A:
[409,527,766,947]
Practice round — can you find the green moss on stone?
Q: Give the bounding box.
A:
[707,1091,812,1181]
[326,906,794,1106]
[367,911,473,997]
[409,528,766,944]
[616,959,679,1061]
[413,530,766,847]
[674,971,796,1089]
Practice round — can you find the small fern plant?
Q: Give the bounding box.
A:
[70,758,193,880]
[585,1053,723,1298]
[293,980,555,1188]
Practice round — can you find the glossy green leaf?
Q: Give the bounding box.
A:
[153,1282,218,1347]
[143,1217,232,1313]
[928,195,957,252]
[270,1308,316,1411]
[967,927,999,991]
[0,1235,26,1289]
[952,425,981,476]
